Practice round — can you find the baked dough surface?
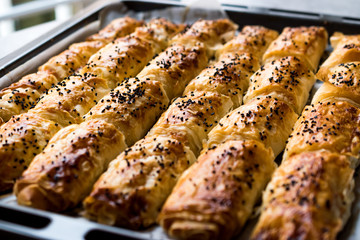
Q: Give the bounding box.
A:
[263,26,328,71]
[284,100,360,167]
[0,17,142,123]
[252,151,354,240]
[160,140,275,240]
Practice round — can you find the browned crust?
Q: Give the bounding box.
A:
[208,95,298,157]
[184,52,257,108]
[84,78,169,146]
[86,16,144,43]
[83,90,233,228]
[284,100,360,167]
[85,42,209,146]
[149,91,233,155]
[14,19,234,214]
[159,140,275,240]
[217,25,279,62]
[32,77,105,125]
[84,22,265,229]
[263,26,328,71]
[83,135,196,229]
[0,19,181,192]
[14,119,126,211]
[316,62,360,106]
[171,19,237,56]
[136,43,208,100]
[0,72,57,122]
[317,32,360,81]
[252,151,354,240]
[0,113,61,191]
[0,17,142,124]
[244,56,315,114]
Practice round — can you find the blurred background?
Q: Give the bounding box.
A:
[0,0,95,57]
[1,0,360,58]
[1,0,96,37]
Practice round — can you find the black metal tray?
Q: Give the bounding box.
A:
[1,0,360,239]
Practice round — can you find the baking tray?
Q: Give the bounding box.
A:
[1,0,360,239]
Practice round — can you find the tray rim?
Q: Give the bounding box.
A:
[1,0,360,239]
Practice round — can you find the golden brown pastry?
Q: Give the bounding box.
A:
[0,72,58,122]
[170,19,238,57]
[217,25,279,62]
[84,134,197,228]
[84,24,276,228]
[83,25,277,229]
[14,119,126,211]
[0,113,61,191]
[14,19,237,211]
[0,19,181,192]
[252,29,358,240]
[83,78,170,146]
[330,32,360,50]
[85,45,208,146]
[243,56,316,114]
[185,25,278,108]
[32,18,181,124]
[79,18,181,90]
[263,26,328,71]
[283,100,360,167]
[148,91,233,155]
[159,25,328,240]
[208,96,298,157]
[160,140,275,240]
[183,53,256,110]
[158,96,297,240]
[31,76,108,126]
[251,151,354,240]
[0,17,142,123]
[312,81,360,108]
[158,97,297,239]
[135,19,238,100]
[84,91,233,228]
[314,62,360,106]
[317,32,360,81]
[39,41,105,80]
[40,16,143,80]
[86,17,144,43]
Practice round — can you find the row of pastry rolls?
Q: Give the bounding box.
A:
[82,25,278,229]
[84,19,237,146]
[313,32,360,107]
[0,18,182,192]
[14,19,238,212]
[159,26,328,240]
[252,32,360,240]
[0,17,143,124]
